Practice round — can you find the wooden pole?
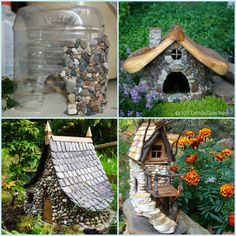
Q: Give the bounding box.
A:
[95,141,117,150]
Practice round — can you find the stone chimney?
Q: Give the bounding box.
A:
[45,121,52,145]
[149,27,162,48]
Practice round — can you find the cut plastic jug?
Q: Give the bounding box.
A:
[13,6,105,112]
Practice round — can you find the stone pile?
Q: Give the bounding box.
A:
[60,35,110,115]
[131,192,177,233]
[24,154,111,230]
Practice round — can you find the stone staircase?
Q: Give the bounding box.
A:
[131,192,177,234]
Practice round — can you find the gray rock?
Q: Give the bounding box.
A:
[66,77,76,93]
[212,76,234,101]
[80,39,88,49]
[167,93,186,102]
[216,138,234,149]
[123,198,189,234]
[81,89,90,97]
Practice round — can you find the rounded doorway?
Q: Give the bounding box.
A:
[163,72,190,94]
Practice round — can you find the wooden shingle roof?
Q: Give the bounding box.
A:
[49,135,114,212]
[128,121,175,163]
[124,24,229,75]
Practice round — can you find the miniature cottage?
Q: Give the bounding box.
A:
[24,122,114,232]
[128,120,182,233]
[124,25,229,102]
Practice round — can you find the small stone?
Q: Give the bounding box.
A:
[80,39,88,49]
[87,73,92,78]
[72,48,79,54]
[104,38,110,47]
[91,105,99,113]
[103,62,109,70]
[66,77,76,93]
[63,46,69,52]
[70,69,76,76]
[66,41,75,48]
[81,89,90,97]
[74,59,79,65]
[66,48,72,54]
[68,94,76,104]
[90,38,98,46]
[79,63,86,72]
[85,46,92,55]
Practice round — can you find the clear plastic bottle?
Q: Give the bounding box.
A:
[2,2,15,78]
[13,6,104,112]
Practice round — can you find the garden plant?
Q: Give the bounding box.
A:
[173,128,234,234]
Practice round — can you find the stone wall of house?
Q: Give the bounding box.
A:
[143,164,169,186]
[24,152,111,230]
[140,43,211,102]
[129,159,170,198]
[61,35,110,115]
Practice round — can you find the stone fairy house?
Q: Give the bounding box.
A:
[124,25,229,102]
[23,122,114,232]
[128,120,182,233]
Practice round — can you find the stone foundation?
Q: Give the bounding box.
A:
[24,152,111,229]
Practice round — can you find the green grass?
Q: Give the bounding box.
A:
[143,96,233,117]
[119,137,132,200]
[119,2,234,59]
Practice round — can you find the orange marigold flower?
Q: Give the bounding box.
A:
[220,183,234,198]
[228,212,234,227]
[221,149,232,157]
[184,169,201,186]
[170,165,178,173]
[215,153,227,162]
[186,154,198,164]
[178,137,188,148]
[185,130,195,137]
[195,135,204,143]
[199,128,212,138]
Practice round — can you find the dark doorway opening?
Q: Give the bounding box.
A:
[163,72,190,94]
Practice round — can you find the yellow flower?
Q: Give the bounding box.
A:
[221,149,232,157]
[199,128,212,138]
[220,183,234,198]
[215,153,227,162]
[185,130,195,137]
[178,137,188,148]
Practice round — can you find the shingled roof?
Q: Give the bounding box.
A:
[128,121,174,163]
[124,24,229,75]
[25,132,114,212]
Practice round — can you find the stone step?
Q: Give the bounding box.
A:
[147,208,161,219]
[158,220,177,234]
[149,212,166,225]
[132,192,151,205]
[153,217,172,232]
[137,201,156,212]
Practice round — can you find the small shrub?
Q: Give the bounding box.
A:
[174,128,234,233]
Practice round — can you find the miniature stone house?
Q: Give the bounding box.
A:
[24,122,114,232]
[128,120,181,233]
[124,25,229,102]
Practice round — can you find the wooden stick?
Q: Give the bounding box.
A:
[95,141,117,150]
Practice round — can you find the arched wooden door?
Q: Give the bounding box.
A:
[43,192,53,224]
